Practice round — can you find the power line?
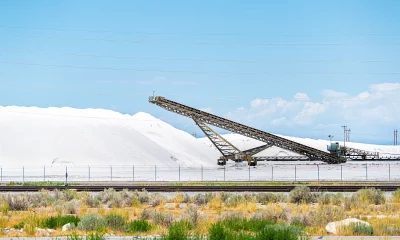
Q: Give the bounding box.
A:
[2,33,400,46]
[0,48,399,64]
[0,83,150,96]
[1,25,400,37]
[1,61,400,75]
[1,82,400,103]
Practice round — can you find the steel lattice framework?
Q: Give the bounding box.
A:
[194,120,241,157]
[149,96,345,164]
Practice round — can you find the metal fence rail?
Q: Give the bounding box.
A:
[1,163,400,183]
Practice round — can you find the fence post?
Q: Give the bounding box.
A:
[341,164,343,182]
[23,166,24,183]
[389,164,391,181]
[179,165,181,182]
[295,165,297,182]
[155,165,157,181]
[271,165,274,181]
[110,165,113,181]
[132,165,134,182]
[224,165,226,181]
[65,166,68,185]
[366,163,368,181]
[43,166,46,182]
[248,165,250,181]
[88,166,91,181]
[201,165,203,181]
[317,165,320,182]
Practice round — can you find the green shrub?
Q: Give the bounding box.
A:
[310,205,346,227]
[192,193,213,205]
[255,224,307,240]
[152,211,174,227]
[251,208,287,222]
[13,222,25,229]
[67,232,83,240]
[391,189,400,203]
[290,214,311,227]
[219,218,274,232]
[208,222,253,240]
[141,209,173,227]
[64,200,81,214]
[162,221,192,240]
[346,222,374,236]
[41,215,80,229]
[5,194,31,210]
[150,194,165,207]
[353,188,385,205]
[80,192,100,208]
[182,206,200,227]
[134,189,150,204]
[318,193,343,206]
[141,208,154,220]
[224,195,245,207]
[86,232,105,240]
[255,193,287,204]
[127,219,152,233]
[209,222,229,240]
[63,189,78,201]
[77,213,106,231]
[104,213,126,231]
[288,186,313,204]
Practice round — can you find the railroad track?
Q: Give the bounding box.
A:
[1,185,400,192]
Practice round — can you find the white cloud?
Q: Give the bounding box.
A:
[294,93,310,101]
[321,90,349,100]
[370,83,400,92]
[224,83,400,141]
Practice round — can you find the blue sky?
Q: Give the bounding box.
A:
[0,0,399,144]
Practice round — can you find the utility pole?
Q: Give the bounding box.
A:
[341,126,347,148]
[346,129,351,142]
[395,129,398,146]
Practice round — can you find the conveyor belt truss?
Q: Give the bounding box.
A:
[149,96,346,164]
[345,147,380,160]
[194,119,269,166]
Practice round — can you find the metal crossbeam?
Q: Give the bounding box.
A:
[242,144,273,156]
[345,147,379,158]
[194,119,241,157]
[255,156,310,161]
[149,96,345,164]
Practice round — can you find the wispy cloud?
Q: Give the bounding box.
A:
[136,77,199,85]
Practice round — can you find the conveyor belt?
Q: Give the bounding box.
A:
[149,96,345,164]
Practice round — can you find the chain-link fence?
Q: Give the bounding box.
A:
[0,163,399,183]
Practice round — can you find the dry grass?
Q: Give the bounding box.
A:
[0,188,400,237]
[209,194,223,214]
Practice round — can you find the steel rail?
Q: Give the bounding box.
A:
[1,185,400,192]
